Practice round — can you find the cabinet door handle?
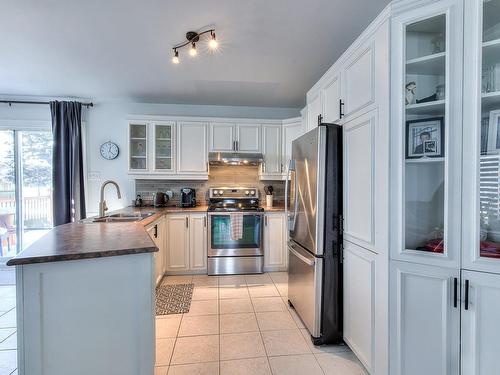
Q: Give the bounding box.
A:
[233,140,235,151]
[264,216,268,226]
[185,217,189,229]
[154,224,158,238]
[204,216,207,227]
[339,99,345,119]
[465,279,470,310]
[453,277,458,308]
[236,141,239,151]
[317,114,323,125]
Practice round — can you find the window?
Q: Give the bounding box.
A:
[0,127,53,258]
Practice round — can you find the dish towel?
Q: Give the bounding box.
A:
[230,213,244,240]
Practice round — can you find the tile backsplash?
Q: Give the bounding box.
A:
[135,165,285,205]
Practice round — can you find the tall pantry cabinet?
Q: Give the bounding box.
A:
[390,0,500,374]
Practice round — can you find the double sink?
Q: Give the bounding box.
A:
[83,212,155,223]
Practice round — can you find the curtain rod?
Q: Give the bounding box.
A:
[0,100,94,108]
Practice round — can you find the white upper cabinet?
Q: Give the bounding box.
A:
[128,122,149,172]
[282,118,304,171]
[342,44,375,118]
[390,0,463,268]
[177,121,208,176]
[209,122,235,152]
[236,124,261,152]
[153,122,175,173]
[322,72,342,123]
[306,91,322,131]
[462,0,500,274]
[260,124,282,179]
[209,122,261,153]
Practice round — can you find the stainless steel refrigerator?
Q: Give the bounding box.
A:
[285,123,343,345]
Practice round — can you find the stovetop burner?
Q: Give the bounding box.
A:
[208,187,262,212]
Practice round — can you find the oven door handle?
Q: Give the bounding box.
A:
[289,245,315,267]
[208,212,264,216]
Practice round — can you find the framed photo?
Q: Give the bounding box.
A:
[405,117,444,159]
[487,109,500,153]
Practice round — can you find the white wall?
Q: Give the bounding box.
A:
[0,99,299,216]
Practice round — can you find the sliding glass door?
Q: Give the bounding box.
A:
[0,128,53,259]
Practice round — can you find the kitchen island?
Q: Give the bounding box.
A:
[7,220,159,375]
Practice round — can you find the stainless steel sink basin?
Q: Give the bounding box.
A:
[82,212,155,223]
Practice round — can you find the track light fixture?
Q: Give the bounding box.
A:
[172,28,218,64]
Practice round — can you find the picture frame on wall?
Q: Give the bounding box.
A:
[487,109,500,153]
[405,117,444,159]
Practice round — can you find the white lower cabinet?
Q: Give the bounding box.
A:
[343,241,376,374]
[263,212,287,271]
[146,218,166,286]
[189,213,208,271]
[165,213,207,274]
[390,260,460,375]
[461,270,500,375]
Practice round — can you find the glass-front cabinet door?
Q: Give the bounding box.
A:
[463,0,500,273]
[128,123,148,171]
[391,1,463,268]
[153,122,174,172]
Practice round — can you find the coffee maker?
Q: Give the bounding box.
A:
[180,188,196,207]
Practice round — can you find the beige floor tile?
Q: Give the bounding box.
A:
[0,309,16,329]
[269,354,324,375]
[275,283,288,297]
[315,351,368,374]
[154,365,168,375]
[168,361,219,375]
[192,275,218,287]
[252,297,287,312]
[220,332,266,360]
[299,329,350,354]
[0,349,17,375]
[220,312,258,334]
[219,299,253,314]
[171,335,219,365]
[178,315,219,337]
[156,315,182,338]
[289,308,306,329]
[256,311,297,331]
[0,298,16,313]
[192,286,218,301]
[269,272,288,284]
[164,275,194,284]
[155,338,175,366]
[220,357,272,375]
[0,331,16,350]
[245,273,273,285]
[219,286,249,299]
[218,275,246,286]
[183,300,218,316]
[247,285,279,298]
[262,330,311,356]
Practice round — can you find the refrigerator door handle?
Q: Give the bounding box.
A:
[288,245,315,267]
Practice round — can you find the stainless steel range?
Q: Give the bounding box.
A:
[207,187,264,275]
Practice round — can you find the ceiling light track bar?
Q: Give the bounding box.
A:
[0,100,94,108]
[172,29,215,51]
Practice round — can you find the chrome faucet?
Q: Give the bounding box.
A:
[99,180,122,217]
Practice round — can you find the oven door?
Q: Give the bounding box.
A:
[208,212,263,256]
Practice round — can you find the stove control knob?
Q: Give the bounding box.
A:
[212,190,218,196]
[250,190,256,196]
[245,190,250,195]
[218,190,224,195]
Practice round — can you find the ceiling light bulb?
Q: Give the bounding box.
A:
[172,50,179,64]
[189,42,197,56]
[209,32,218,49]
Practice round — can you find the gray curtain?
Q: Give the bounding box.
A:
[50,101,86,225]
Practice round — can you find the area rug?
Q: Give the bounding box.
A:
[155,281,194,315]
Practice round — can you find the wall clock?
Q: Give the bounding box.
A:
[100,141,119,160]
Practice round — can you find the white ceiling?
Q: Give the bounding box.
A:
[0,0,389,108]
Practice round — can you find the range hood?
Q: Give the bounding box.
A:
[208,152,264,166]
